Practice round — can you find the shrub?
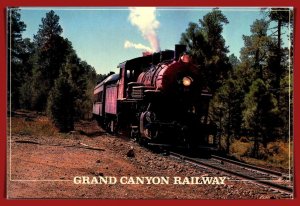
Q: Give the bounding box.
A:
[47,75,75,132]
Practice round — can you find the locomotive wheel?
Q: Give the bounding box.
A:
[140,111,158,139]
[144,128,158,140]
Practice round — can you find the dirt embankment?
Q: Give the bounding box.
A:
[7,111,288,199]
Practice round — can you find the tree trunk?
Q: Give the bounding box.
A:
[218,113,222,150]
[226,107,231,154]
[275,19,282,104]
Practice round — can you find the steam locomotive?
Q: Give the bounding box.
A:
[92,45,217,149]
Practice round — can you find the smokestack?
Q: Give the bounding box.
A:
[174,44,187,61]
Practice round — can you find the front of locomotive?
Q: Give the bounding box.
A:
[144,52,215,149]
[161,54,201,107]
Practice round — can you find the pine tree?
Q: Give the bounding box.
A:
[264,8,293,141]
[264,8,291,103]
[240,19,272,81]
[7,8,26,109]
[32,10,70,111]
[210,77,243,152]
[242,79,279,157]
[18,38,36,109]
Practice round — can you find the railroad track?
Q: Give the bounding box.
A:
[169,152,293,195]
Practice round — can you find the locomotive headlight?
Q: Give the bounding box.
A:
[182,76,193,87]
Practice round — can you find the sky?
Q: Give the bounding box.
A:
[18,7,292,75]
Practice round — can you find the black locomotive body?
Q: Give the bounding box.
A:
[92,45,217,150]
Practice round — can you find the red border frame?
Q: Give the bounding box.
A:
[0,0,298,206]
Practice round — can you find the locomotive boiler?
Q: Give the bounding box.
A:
[93,45,216,149]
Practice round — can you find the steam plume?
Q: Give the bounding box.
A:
[124,40,153,52]
[127,7,160,52]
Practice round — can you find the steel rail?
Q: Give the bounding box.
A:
[169,152,293,194]
[211,155,284,177]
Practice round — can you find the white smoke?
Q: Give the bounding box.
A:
[124,40,153,52]
[127,7,160,52]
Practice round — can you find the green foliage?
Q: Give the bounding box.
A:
[242,79,280,154]
[19,76,33,109]
[228,54,240,68]
[268,8,290,24]
[199,9,229,56]
[47,73,75,132]
[240,19,273,80]
[210,77,244,152]
[8,8,27,109]
[62,52,98,120]
[277,72,292,140]
[9,9,98,132]
[8,8,26,58]
[264,8,292,103]
[179,9,291,157]
[30,10,71,111]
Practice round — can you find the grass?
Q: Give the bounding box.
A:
[10,112,58,137]
[229,138,293,170]
[265,141,292,169]
[230,139,252,157]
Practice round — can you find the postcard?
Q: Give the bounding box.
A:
[4,4,295,203]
